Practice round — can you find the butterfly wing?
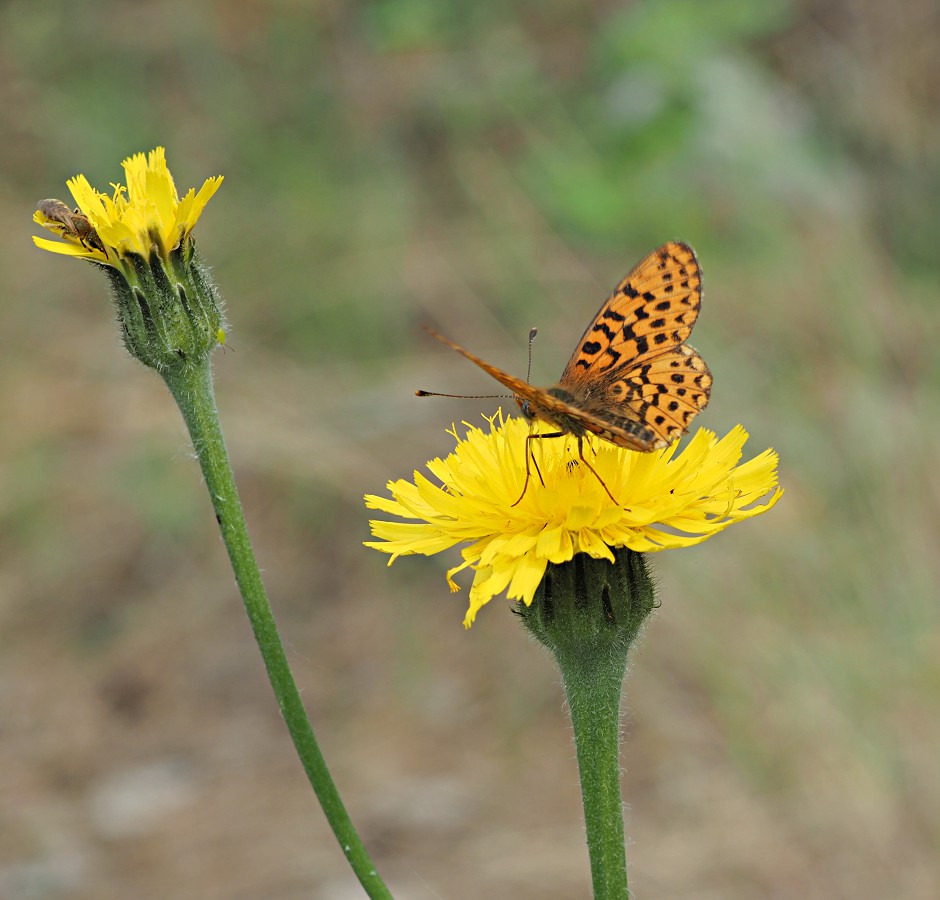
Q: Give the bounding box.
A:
[560,241,702,386]
[592,344,712,445]
[554,241,710,445]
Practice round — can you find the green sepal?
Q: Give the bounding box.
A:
[101,238,226,373]
[518,547,656,662]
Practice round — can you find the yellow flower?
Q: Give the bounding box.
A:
[34,148,227,370]
[33,147,222,266]
[365,412,782,627]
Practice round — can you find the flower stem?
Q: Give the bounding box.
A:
[556,642,630,899]
[520,549,655,899]
[162,358,393,900]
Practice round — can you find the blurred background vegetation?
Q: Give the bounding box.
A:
[2,1,939,897]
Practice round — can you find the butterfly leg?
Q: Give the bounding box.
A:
[511,431,565,507]
[575,435,620,506]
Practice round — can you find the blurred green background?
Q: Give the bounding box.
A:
[3,1,939,897]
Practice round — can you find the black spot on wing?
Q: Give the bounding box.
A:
[598,347,621,371]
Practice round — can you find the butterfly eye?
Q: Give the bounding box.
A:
[517,398,533,420]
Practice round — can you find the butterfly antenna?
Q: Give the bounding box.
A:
[416,390,514,399]
[526,327,538,384]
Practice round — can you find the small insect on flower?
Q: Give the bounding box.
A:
[37,198,104,252]
[418,242,713,506]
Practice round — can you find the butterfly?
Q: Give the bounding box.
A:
[418,241,712,505]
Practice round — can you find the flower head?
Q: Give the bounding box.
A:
[33,148,226,371]
[365,413,782,627]
[33,147,222,267]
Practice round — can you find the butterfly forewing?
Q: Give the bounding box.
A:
[560,241,702,386]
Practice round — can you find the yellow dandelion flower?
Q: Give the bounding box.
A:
[365,412,782,627]
[33,147,222,266]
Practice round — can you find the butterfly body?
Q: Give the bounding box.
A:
[517,382,660,450]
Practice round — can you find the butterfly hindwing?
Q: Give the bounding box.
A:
[560,241,702,387]
[594,344,712,444]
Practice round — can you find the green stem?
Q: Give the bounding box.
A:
[521,549,654,898]
[163,358,393,900]
[556,644,629,899]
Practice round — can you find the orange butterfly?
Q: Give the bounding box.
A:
[419,241,712,505]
